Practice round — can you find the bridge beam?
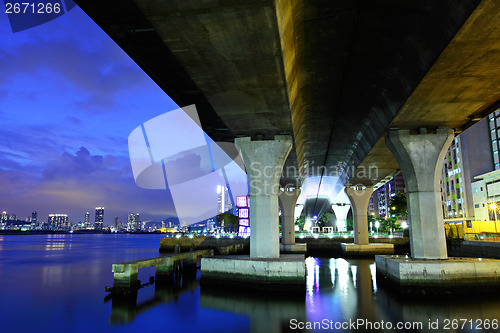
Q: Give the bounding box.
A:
[235,135,292,258]
[345,186,373,245]
[386,128,454,259]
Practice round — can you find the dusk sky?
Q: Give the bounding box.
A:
[0,5,219,225]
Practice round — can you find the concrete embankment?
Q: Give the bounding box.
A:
[296,237,410,256]
[447,240,500,259]
[159,237,250,253]
[159,236,410,256]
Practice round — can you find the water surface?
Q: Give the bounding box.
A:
[0,234,499,333]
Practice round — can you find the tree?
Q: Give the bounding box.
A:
[388,192,407,220]
[295,216,306,231]
[317,213,332,228]
[216,212,239,232]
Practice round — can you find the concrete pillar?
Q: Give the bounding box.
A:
[235,135,293,258]
[113,264,139,288]
[345,186,373,245]
[279,188,301,245]
[332,204,351,232]
[386,128,454,259]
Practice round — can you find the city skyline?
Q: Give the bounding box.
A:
[0,7,187,224]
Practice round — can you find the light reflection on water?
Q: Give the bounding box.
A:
[0,235,500,333]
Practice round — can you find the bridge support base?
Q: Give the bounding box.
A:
[280,243,307,254]
[201,254,305,293]
[376,255,500,295]
[341,243,394,256]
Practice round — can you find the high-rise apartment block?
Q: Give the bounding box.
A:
[127,213,140,231]
[94,207,104,230]
[368,173,405,218]
[440,118,493,221]
[48,214,69,230]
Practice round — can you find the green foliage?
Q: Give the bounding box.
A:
[216,212,238,228]
[295,216,306,230]
[388,192,408,219]
[317,213,332,228]
[346,216,354,231]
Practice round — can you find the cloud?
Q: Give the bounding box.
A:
[0,146,177,224]
[0,8,150,114]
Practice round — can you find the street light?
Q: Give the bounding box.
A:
[489,203,497,221]
[375,220,380,234]
[489,203,498,233]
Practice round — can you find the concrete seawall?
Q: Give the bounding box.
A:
[447,240,500,259]
[159,236,410,256]
[159,237,250,253]
[296,237,410,256]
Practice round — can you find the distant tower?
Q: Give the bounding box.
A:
[217,185,232,214]
[127,213,140,231]
[94,207,104,230]
[135,214,140,230]
[114,216,118,229]
[84,212,90,228]
[31,211,37,225]
[48,214,69,230]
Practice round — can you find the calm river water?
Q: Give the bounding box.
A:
[0,234,499,333]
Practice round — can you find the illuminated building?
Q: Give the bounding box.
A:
[94,207,104,230]
[440,118,493,221]
[217,185,232,214]
[48,214,69,230]
[127,213,140,231]
[30,211,37,228]
[84,212,90,228]
[368,173,405,218]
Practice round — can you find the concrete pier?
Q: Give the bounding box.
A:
[112,250,213,288]
[201,136,305,292]
[235,135,293,258]
[201,254,306,292]
[376,255,500,294]
[386,128,453,259]
[342,186,394,256]
[279,188,307,254]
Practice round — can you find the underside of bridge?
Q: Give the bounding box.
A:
[76,0,500,190]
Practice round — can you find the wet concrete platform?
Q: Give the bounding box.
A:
[376,255,500,294]
[201,254,305,293]
[341,243,394,256]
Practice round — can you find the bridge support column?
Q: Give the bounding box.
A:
[201,136,305,292]
[279,188,306,254]
[342,186,393,256]
[235,135,292,258]
[345,186,373,245]
[386,128,453,259]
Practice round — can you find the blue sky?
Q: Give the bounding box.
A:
[0,6,186,224]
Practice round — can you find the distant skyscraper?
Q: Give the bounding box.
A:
[94,207,104,230]
[127,213,140,231]
[48,214,69,230]
[217,185,232,214]
[31,211,37,224]
[1,211,7,228]
[84,212,90,228]
[114,216,118,229]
